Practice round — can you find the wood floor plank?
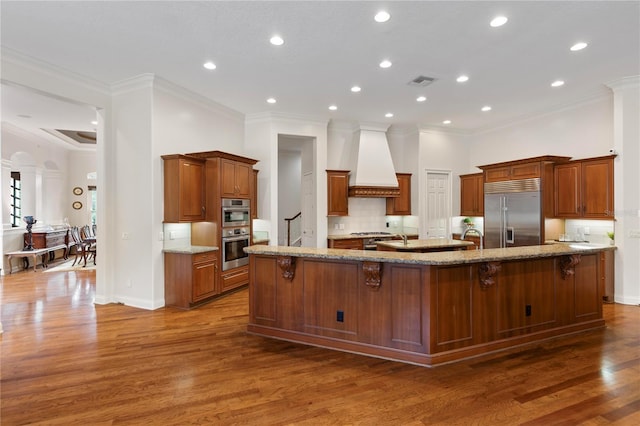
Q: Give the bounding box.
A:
[1,265,639,425]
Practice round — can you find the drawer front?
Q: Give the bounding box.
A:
[193,251,217,264]
[221,266,249,291]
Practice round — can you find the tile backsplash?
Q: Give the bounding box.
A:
[327,198,419,235]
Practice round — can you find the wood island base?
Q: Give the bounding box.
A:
[246,245,610,367]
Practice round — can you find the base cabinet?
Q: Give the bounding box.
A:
[164,251,218,309]
[221,265,249,293]
[327,238,364,250]
[248,250,605,366]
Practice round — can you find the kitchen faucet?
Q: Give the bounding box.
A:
[396,234,408,246]
[462,227,483,250]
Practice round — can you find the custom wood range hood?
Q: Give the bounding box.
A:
[348,125,400,197]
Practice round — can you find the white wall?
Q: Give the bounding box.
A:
[245,114,328,248]
[468,97,614,165]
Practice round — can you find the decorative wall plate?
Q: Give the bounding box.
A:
[73,187,83,196]
[72,201,83,210]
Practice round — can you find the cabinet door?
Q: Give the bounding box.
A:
[328,238,363,250]
[327,170,349,216]
[235,162,252,198]
[180,159,206,220]
[251,169,259,219]
[220,159,238,197]
[386,173,411,215]
[554,163,581,218]
[192,259,217,301]
[484,166,512,182]
[582,158,614,218]
[460,173,483,216]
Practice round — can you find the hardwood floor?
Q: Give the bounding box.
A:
[1,266,638,425]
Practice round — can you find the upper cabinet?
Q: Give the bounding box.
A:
[386,173,412,215]
[327,170,349,216]
[221,158,252,198]
[555,156,615,219]
[250,169,259,219]
[481,156,570,183]
[162,154,206,222]
[459,173,484,216]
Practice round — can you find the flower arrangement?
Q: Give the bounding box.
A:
[607,231,615,241]
[463,217,474,228]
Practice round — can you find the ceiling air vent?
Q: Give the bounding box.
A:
[408,75,436,87]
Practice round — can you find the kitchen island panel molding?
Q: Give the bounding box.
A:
[246,244,610,366]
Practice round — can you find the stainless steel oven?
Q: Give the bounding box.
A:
[221,227,250,271]
[222,198,250,227]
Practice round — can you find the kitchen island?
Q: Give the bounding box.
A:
[245,243,614,366]
[376,238,474,252]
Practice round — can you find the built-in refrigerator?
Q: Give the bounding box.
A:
[484,178,542,249]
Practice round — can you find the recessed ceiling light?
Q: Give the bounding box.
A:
[270,35,284,46]
[490,16,508,27]
[481,106,492,112]
[443,120,452,124]
[456,75,469,83]
[416,96,427,102]
[570,42,588,51]
[203,61,216,70]
[351,86,361,92]
[551,80,565,87]
[328,105,337,111]
[385,113,394,118]
[374,11,391,23]
[91,120,98,125]
[379,60,392,69]
[267,98,277,104]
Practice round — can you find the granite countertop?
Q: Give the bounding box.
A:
[327,233,419,240]
[245,243,615,266]
[376,239,474,250]
[163,245,219,254]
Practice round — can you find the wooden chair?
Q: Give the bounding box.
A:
[70,226,96,266]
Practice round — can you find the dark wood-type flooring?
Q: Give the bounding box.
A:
[1,263,639,425]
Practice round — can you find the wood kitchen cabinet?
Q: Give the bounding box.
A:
[386,173,412,215]
[327,170,350,216]
[162,154,206,222]
[250,169,259,219]
[481,156,571,183]
[554,155,615,219]
[459,173,484,216]
[221,158,251,198]
[328,238,364,250]
[164,250,218,309]
[221,265,249,293]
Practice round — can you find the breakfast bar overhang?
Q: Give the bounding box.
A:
[245,244,614,367]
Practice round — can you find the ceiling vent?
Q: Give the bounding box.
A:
[408,75,436,87]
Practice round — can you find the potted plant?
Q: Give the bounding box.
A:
[607,231,615,245]
[463,217,474,228]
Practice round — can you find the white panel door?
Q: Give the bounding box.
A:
[424,171,451,238]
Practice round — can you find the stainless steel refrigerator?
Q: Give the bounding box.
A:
[484,179,542,248]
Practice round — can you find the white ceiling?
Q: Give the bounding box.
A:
[1,1,639,138]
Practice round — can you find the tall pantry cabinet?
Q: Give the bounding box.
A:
[163,151,258,309]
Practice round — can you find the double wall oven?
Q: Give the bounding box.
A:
[221,199,250,271]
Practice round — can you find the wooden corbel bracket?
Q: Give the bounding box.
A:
[363,261,382,290]
[277,256,296,281]
[560,254,581,280]
[478,261,501,289]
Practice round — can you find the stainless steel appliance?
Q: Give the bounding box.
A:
[484,178,542,248]
[221,227,250,270]
[222,199,250,227]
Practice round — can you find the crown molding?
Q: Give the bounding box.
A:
[153,76,245,123]
[1,47,110,95]
[245,111,328,127]
[605,75,640,91]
